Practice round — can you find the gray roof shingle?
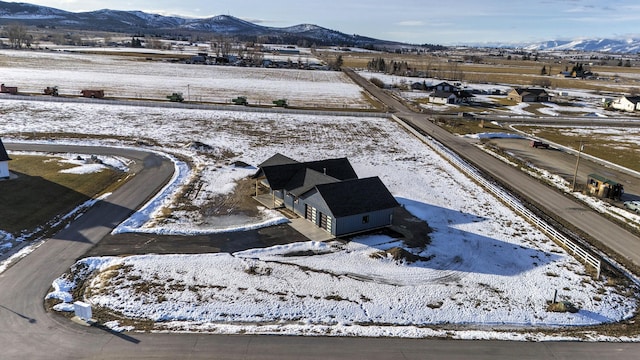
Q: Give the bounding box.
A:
[315,177,399,217]
[256,156,357,190]
[0,138,10,161]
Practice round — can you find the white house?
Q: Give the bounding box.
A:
[0,138,11,179]
[429,91,458,105]
[609,96,640,112]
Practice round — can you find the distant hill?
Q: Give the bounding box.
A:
[477,38,640,54]
[521,38,640,53]
[0,1,409,48]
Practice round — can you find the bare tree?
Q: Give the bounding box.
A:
[7,22,28,48]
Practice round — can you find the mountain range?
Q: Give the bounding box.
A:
[521,39,640,54]
[0,1,403,48]
[0,1,639,53]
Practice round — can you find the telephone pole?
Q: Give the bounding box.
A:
[571,141,585,192]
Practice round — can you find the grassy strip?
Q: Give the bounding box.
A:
[514,126,640,173]
[338,51,640,92]
[0,155,126,236]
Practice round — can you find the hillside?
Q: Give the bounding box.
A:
[0,1,402,47]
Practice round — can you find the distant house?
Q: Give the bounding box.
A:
[254,154,399,237]
[429,91,458,104]
[609,95,640,112]
[0,138,11,179]
[429,81,459,92]
[411,81,427,91]
[507,88,550,102]
[428,89,474,105]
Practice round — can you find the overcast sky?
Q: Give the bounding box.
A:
[17,0,640,45]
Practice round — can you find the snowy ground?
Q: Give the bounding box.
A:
[0,98,631,338]
[466,132,640,231]
[357,70,635,118]
[0,49,369,108]
[0,52,636,339]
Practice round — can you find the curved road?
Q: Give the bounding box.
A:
[1,126,639,356]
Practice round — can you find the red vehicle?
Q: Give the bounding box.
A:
[80,89,104,98]
[0,84,18,95]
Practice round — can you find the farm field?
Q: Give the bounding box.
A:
[0,47,638,340]
[336,50,640,92]
[0,49,372,109]
[0,98,633,339]
[357,70,634,117]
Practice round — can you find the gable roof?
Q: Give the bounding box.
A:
[287,168,340,196]
[314,177,399,217]
[257,153,298,168]
[0,138,10,161]
[511,88,549,96]
[623,96,640,104]
[256,156,357,190]
[430,90,457,99]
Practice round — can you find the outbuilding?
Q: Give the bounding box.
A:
[586,173,623,200]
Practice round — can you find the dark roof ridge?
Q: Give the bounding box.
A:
[0,138,11,162]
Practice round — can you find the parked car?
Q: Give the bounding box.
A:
[623,200,640,213]
[530,140,549,149]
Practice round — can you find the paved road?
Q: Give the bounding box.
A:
[0,143,175,359]
[1,114,640,356]
[487,138,640,201]
[344,68,640,269]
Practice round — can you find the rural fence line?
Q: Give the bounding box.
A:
[391,115,602,278]
[2,92,602,275]
[0,94,388,118]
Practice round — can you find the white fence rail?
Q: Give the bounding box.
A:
[391,115,601,278]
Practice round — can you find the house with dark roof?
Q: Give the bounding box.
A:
[428,89,475,105]
[0,138,11,179]
[609,95,640,112]
[254,154,399,236]
[427,81,459,92]
[507,88,550,103]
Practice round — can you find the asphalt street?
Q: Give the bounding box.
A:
[1,84,640,357]
[344,68,640,270]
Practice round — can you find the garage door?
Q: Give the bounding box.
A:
[305,205,316,223]
[319,213,332,233]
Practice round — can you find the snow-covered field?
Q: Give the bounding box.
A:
[0,98,631,338]
[357,70,635,118]
[0,51,637,340]
[0,50,370,108]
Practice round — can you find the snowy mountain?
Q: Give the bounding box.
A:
[0,1,400,47]
[0,1,69,19]
[478,38,640,54]
[521,38,640,53]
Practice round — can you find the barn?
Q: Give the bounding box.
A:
[254,154,399,237]
[0,138,11,179]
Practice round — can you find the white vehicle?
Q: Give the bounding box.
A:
[623,200,640,213]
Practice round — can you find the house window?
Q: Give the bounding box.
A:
[362,215,369,224]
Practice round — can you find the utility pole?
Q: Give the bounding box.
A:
[571,141,585,192]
